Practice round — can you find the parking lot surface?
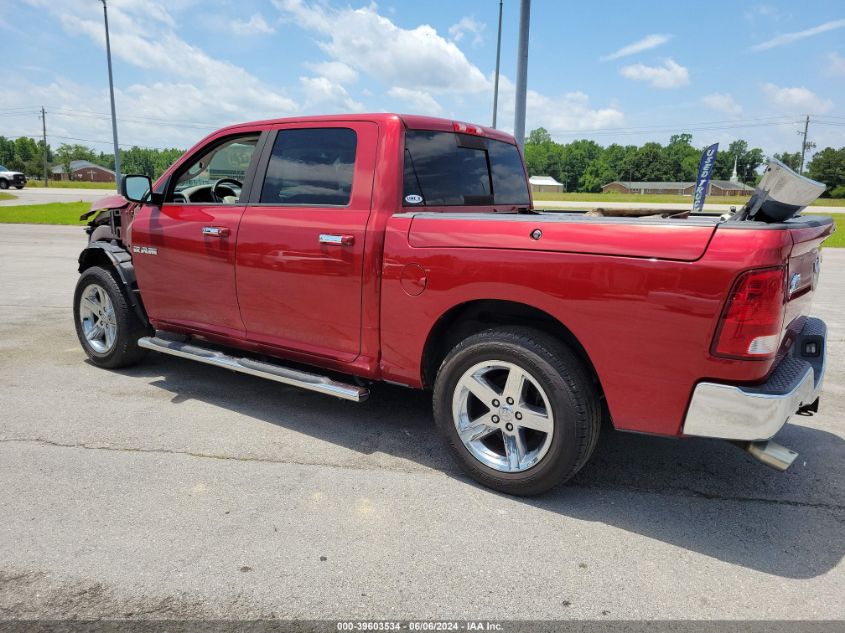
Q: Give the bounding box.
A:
[0,187,115,207]
[0,224,843,620]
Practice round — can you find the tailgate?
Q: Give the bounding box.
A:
[782,216,835,335]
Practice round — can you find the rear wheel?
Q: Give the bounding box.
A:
[0,180,8,190]
[73,266,149,368]
[433,327,600,496]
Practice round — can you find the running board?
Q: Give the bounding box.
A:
[137,336,369,402]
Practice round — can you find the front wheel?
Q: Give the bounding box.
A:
[14,185,24,190]
[433,327,600,496]
[73,266,149,368]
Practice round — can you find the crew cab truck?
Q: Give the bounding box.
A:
[73,114,833,495]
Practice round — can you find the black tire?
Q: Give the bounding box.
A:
[14,185,24,190]
[0,179,8,190]
[73,265,149,369]
[433,326,600,496]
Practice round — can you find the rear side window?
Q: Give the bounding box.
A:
[403,130,529,207]
[260,128,357,205]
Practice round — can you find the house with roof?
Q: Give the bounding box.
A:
[529,175,564,193]
[51,160,115,183]
[601,179,754,197]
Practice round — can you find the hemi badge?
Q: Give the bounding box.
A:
[788,273,801,296]
[132,245,158,255]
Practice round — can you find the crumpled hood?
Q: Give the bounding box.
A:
[79,194,129,221]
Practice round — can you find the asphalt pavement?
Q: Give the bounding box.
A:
[0,186,115,206]
[0,224,842,621]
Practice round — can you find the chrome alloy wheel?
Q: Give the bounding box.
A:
[452,360,555,473]
[78,283,117,354]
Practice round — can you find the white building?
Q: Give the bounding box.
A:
[529,175,564,193]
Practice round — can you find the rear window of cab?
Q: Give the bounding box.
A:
[402,130,529,207]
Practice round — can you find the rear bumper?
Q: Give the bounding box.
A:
[683,317,826,441]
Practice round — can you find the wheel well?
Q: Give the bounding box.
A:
[78,246,114,273]
[78,244,149,327]
[421,300,604,396]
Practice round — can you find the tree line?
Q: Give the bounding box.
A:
[523,127,845,197]
[0,136,184,181]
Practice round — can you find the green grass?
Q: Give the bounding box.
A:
[533,191,845,207]
[0,192,15,201]
[0,202,90,225]
[24,180,116,190]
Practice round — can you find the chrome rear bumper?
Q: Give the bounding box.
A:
[683,317,826,441]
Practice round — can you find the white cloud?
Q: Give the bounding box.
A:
[701,93,742,115]
[761,83,833,113]
[16,0,298,149]
[496,75,624,136]
[619,59,690,88]
[600,34,671,61]
[448,16,485,46]
[304,61,359,85]
[387,87,442,115]
[273,0,489,94]
[751,18,845,51]
[300,76,364,112]
[825,52,845,77]
[232,14,275,36]
[744,4,783,22]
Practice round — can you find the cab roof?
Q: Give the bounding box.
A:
[221,113,518,145]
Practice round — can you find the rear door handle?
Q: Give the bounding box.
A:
[202,226,230,238]
[319,234,354,246]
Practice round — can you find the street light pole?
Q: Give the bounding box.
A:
[99,0,121,186]
[492,0,503,128]
[513,0,531,150]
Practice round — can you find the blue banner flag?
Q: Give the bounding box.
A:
[692,143,719,212]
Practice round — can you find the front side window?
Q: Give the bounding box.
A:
[168,135,258,204]
[260,128,357,205]
[403,130,530,207]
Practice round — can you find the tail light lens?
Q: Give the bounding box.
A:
[712,267,786,359]
[453,121,484,135]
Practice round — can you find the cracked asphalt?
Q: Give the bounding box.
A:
[0,223,843,621]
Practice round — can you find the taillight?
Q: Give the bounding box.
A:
[712,267,786,359]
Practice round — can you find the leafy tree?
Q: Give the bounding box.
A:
[773,151,801,171]
[527,127,552,145]
[808,147,845,195]
[55,143,97,176]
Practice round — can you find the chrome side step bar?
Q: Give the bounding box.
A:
[137,336,369,402]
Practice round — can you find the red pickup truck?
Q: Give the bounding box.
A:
[73,113,833,495]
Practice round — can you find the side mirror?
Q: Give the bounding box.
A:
[120,174,153,203]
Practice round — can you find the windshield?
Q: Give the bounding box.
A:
[403,130,529,207]
[0,166,7,172]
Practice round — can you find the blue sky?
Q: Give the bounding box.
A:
[2,0,845,157]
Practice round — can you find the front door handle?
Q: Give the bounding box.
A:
[319,234,354,246]
[202,226,230,238]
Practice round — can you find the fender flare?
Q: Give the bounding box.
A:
[78,241,149,325]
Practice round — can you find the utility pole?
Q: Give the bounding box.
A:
[40,106,48,187]
[100,0,121,185]
[492,0,503,128]
[513,0,531,149]
[798,114,814,175]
